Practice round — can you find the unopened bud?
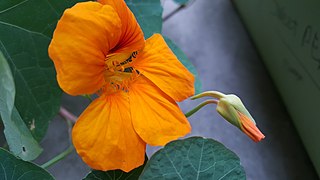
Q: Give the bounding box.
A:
[192,91,265,142]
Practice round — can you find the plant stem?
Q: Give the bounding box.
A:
[40,107,78,168]
[41,145,74,169]
[163,0,196,22]
[59,107,77,123]
[163,4,186,21]
[185,99,218,118]
[191,91,226,100]
[66,118,73,143]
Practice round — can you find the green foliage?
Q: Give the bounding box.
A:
[0,148,54,180]
[84,155,148,180]
[140,137,246,180]
[125,0,163,39]
[0,0,85,142]
[0,51,14,122]
[164,37,202,94]
[173,0,191,5]
[0,51,42,161]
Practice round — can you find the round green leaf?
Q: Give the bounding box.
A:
[0,148,54,180]
[140,137,246,180]
[84,155,148,180]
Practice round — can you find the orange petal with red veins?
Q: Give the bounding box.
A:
[72,93,146,172]
[49,2,122,95]
[133,34,195,102]
[129,76,191,146]
[98,0,145,53]
[238,112,265,142]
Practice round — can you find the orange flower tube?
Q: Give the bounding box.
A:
[49,0,195,172]
[237,111,265,142]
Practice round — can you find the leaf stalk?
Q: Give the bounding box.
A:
[40,145,74,169]
[185,99,218,118]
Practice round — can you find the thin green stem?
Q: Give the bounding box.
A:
[191,91,226,100]
[185,99,218,118]
[41,145,74,169]
[42,107,78,169]
[163,4,186,21]
[163,0,197,22]
[66,118,73,143]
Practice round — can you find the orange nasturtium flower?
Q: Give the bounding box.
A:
[49,0,194,172]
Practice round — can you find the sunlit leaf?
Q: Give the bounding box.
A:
[164,37,202,94]
[84,155,148,180]
[140,137,246,179]
[126,0,163,38]
[0,148,54,180]
[0,51,42,161]
[0,0,86,141]
[3,107,43,161]
[0,51,14,119]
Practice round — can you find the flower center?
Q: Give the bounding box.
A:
[103,51,139,93]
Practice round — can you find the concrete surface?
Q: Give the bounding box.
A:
[33,0,319,179]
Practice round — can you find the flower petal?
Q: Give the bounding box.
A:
[98,0,145,53]
[72,93,146,172]
[133,34,195,102]
[238,112,265,142]
[129,76,191,146]
[49,2,122,95]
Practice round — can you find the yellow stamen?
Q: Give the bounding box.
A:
[102,51,140,94]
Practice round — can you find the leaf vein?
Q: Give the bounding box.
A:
[0,162,7,180]
[164,149,183,180]
[0,21,50,40]
[196,140,205,180]
[44,0,59,17]
[91,172,104,180]
[0,0,29,14]
[218,166,238,180]
[0,39,49,120]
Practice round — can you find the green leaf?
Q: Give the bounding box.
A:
[164,37,202,94]
[0,51,14,118]
[0,51,42,161]
[84,155,148,180]
[126,0,163,38]
[0,0,85,141]
[3,107,43,161]
[173,0,190,5]
[140,137,246,180]
[0,148,54,180]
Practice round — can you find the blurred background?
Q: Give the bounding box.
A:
[33,0,319,179]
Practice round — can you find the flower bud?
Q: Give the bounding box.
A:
[216,95,265,142]
[192,91,265,142]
